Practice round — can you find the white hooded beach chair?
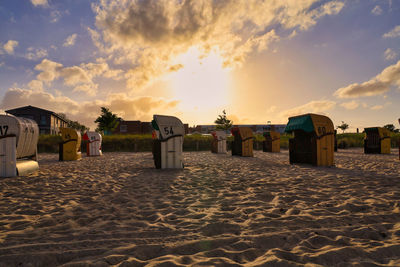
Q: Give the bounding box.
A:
[0,114,39,177]
[211,130,227,154]
[151,115,184,169]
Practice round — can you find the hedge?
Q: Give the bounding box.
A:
[37,133,400,153]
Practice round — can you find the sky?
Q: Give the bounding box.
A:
[0,0,399,131]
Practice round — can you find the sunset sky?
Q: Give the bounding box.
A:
[0,0,399,131]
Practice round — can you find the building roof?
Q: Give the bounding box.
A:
[5,105,68,122]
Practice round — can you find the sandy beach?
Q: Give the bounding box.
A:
[0,149,399,266]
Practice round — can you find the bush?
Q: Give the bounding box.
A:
[336,133,400,149]
[37,133,295,153]
[183,134,213,151]
[38,135,62,153]
[102,134,153,152]
[391,133,400,148]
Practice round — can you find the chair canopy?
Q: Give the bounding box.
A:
[152,115,184,141]
[285,113,334,137]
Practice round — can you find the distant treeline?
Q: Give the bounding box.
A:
[37,133,400,153]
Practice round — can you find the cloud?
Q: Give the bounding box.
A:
[87,27,105,51]
[50,10,62,23]
[340,100,359,110]
[30,0,48,7]
[3,40,18,54]
[25,47,48,60]
[371,5,383,15]
[33,59,123,95]
[60,66,92,85]
[370,105,383,110]
[281,100,336,118]
[384,48,397,61]
[222,30,279,68]
[282,1,344,30]
[72,84,98,96]
[1,88,78,115]
[35,59,63,82]
[92,0,344,92]
[27,80,44,91]
[334,60,400,98]
[383,25,400,38]
[63,34,77,47]
[288,30,297,39]
[0,88,180,129]
[169,64,184,72]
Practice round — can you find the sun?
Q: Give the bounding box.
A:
[170,47,231,110]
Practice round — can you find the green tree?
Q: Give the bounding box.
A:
[214,110,233,130]
[94,107,120,134]
[337,121,349,133]
[56,113,88,134]
[67,120,89,134]
[383,124,399,133]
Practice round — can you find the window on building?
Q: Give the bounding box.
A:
[40,115,47,125]
[120,125,127,133]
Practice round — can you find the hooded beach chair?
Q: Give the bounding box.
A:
[211,130,227,154]
[0,114,39,177]
[231,127,254,157]
[285,113,334,166]
[364,127,391,154]
[151,115,184,169]
[59,127,82,161]
[83,131,102,156]
[262,130,280,153]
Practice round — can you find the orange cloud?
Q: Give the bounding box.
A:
[92,0,344,92]
[33,59,123,95]
[334,60,400,98]
[281,100,336,118]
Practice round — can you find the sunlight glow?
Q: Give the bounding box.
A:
[170,47,231,109]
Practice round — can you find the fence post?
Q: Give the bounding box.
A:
[196,141,199,151]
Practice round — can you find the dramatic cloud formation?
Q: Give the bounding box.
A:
[0,88,179,129]
[3,40,18,54]
[384,48,397,61]
[63,34,77,47]
[340,100,359,110]
[281,100,336,118]
[371,5,383,15]
[383,25,400,38]
[34,59,123,95]
[334,60,400,98]
[30,0,48,7]
[92,0,344,92]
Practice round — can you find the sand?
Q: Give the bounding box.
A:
[0,148,399,266]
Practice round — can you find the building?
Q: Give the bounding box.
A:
[262,124,287,134]
[113,120,148,135]
[189,125,216,134]
[113,120,189,135]
[6,105,68,135]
